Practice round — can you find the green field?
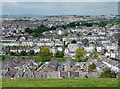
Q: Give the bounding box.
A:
[1,56,67,62]
[1,78,118,87]
[0,56,51,62]
[1,56,14,60]
[57,58,66,62]
[17,56,29,60]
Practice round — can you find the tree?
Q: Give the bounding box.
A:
[100,69,117,78]
[88,63,96,70]
[25,28,33,34]
[20,51,27,56]
[64,33,68,36]
[13,30,16,33]
[104,49,107,54]
[99,21,107,27]
[75,48,86,61]
[39,48,51,57]
[83,23,93,27]
[2,55,5,60]
[31,33,39,37]
[82,39,89,46]
[71,40,77,43]
[61,25,66,29]
[55,51,64,58]
[87,32,92,35]
[39,48,51,62]
[118,40,120,46]
[29,50,35,55]
[9,52,16,56]
[77,33,81,36]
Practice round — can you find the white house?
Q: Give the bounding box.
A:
[51,47,57,54]
[32,47,40,53]
[55,41,63,46]
[64,44,79,58]
[84,46,94,52]
[57,27,65,35]
[57,47,63,51]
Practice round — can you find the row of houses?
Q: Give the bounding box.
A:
[1,57,102,79]
[2,70,101,79]
[1,41,118,59]
[1,56,119,79]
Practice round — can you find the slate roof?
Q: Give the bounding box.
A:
[45,58,58,71]
[103,58,119,67]
[6,69,17,78]
[22,71,34,78]
[65,59,77,71]
[14,71,24,78]
[2,69,8,76]
[33,71,47,78]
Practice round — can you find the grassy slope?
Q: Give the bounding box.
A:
[2,56,50,62]
[2,78,118,87]
[2,56,66,62]
[57,58,66,62]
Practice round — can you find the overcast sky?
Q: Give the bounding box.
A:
[2,0,119,2]
[2,2,118,16]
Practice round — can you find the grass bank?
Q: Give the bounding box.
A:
[2,78,118,87]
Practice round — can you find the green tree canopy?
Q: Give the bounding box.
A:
[2,55,5,60]
[71,40,77,43]
[87,32,92,35]
[25,28,33,34]
[75,48,87,61]
[39,48,51,62]
[100,69,117,78]
[82,23,93,27]
[9,52,16,56]
[88,63,96,70]
[99,21,107,27]
[29,50,35,55]
[39,48,50,57]
[82,39,89,46]
[20,51,27,56]
[55,51,64,58]
[104,49,107,54]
